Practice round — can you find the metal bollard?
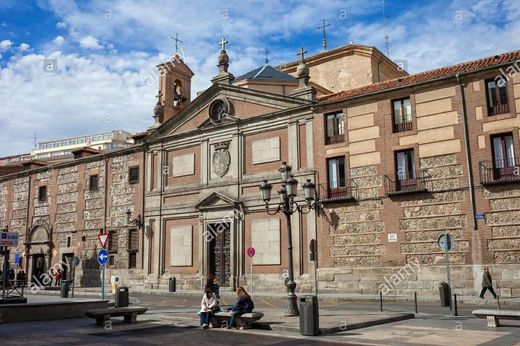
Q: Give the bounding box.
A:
[379,291,383,312]
[453,294,458,316]
[497,295,501,310]
[414,292,418,314]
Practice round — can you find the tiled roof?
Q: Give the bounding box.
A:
[319,49,520,103]
[235,65,296,82]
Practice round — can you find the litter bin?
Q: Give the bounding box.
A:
[115,286,129,308]
[439,282,451,307]
[299,295,319,336]
[169,277,176,292]
[60,280,70,298]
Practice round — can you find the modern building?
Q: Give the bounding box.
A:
[31,130,134,160]
[0,43,519,298]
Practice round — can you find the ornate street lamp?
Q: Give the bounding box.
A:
[126,209,144,230]
[259,163,320,316]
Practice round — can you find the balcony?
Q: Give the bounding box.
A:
[318,180,359,203]
[479,159,520,185]
[384,170,431,196]
[393,121,413,133]
[325,134,345,145]
[488,102,509,116]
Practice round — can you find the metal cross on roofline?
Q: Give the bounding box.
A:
[297,46,307,62]
[219,37,228,51]
[171,33,183,53]
[318,19,331,51]
[264,48,269,64]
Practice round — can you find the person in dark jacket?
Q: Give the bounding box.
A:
[205,273,220,300]
[480,267,497,299]
[227,286,254,329]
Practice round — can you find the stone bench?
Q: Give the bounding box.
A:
[85,307,148,326]
[473,309,520,327]
[210,311,264,329]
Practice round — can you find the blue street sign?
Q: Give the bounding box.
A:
[14,253,21,266]
[97,249,109,266]
[475,213,486,220]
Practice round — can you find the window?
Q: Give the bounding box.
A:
[129,253,137,269]
[325,111,345,145]
[38,186,47,202]
[327,157,347,198]
[492,133,516,179]
[128,229,139,251]
[108,230,118,253]
[486,79,509,115]
[66,236,71,248]
[109,255,115,267]
[128,167,140,184]
[392,98,413,133]
[89,175,99,191]
[395,149,416,190]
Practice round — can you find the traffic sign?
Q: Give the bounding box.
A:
[98,233,110,248]
[247,246,255,257]
[97,249,109,266]
[14,253,21,266]
[0,232,19,247]
[438,233,454,251]
[72,256,80,266]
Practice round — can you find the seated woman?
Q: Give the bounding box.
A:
[227,286,254,329]
[199,289,218,329]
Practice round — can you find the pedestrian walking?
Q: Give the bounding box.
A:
[55,268,62,286]
[480,267,497,299]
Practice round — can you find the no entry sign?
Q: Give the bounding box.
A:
[247,246,255,257]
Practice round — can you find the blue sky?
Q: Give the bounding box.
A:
[0,0,519,156]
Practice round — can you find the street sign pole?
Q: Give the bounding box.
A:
[101,264,105,301]
[247,246,255,294]
[251,256,253,295]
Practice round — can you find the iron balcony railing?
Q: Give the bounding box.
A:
[325,133,345,145]
[479,158,520,185]
[488,102,509,116]
[384,169,431,195]
[393,121,413,133]
[319,179,359,203]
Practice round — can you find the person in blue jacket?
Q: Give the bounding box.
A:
[227,286,254,329]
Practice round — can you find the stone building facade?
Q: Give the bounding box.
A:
[1,43,519,298]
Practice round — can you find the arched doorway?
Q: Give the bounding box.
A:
[25,225,52,285]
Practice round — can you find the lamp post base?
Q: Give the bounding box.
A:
[285,292,300,316]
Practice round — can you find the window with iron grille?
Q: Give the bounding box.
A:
[128,166,140,184]
[89,174,99,191]
[486,79,509,115]
[108,230,118,253]
[38,186,47,202]
[129,253,137,269]
[325,111,345,145]
[392,98,413,133]
[128,229,139,251]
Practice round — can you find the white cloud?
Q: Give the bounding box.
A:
[79,35,103,50]
[0,39,13,52]
[53,36,65,45]
[19,43,30,52]
[56,21,67,29]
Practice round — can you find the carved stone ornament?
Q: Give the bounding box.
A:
[208,98,229,123]
[212,141,231,178]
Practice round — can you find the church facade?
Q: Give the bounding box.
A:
[1,42,520,297]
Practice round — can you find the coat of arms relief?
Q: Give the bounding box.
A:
[212,141,231,178]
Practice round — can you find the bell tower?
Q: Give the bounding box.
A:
[155,54,194,125]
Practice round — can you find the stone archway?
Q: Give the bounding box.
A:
[25,225,52,284]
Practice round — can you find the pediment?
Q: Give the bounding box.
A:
[150,84,312,139]
[195,191,240,210]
